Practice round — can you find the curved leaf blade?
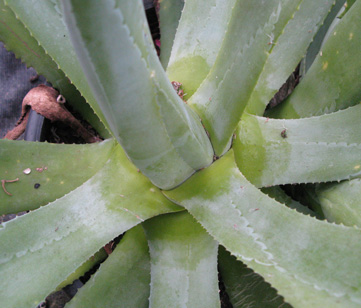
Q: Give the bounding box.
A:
[234,106,361,187]
[143,211,220,308]
[166,0,237,97]
[158,0,185,69]
[165,150,361,307]
[267,0,361,119]
[0,145,181,308]
[244,0,341,115]
[189,0,336,155]
[218,246,291,308]
[261,186,315,217]
[299,0,345,75]
[66,225,151,308]
[55,247,107,292]
[316,179,361,228]
[0,139,115,214]
[62,0,213,190]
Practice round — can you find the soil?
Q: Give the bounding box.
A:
[40,103,101,144]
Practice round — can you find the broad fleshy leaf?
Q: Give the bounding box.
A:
[0,139,115,214]
[165,150,361,307]
[55,248,107,292]
[267,0,361,119]
[166,0,237,98]
[315,179,361,228]
[218,246,291,308]
[188,0,336,155]
[66,225,151,308]
[143,211,220,308]
[159,0,185,69]
[234,106,361,187]
[299,0,345,75]
[0,145,181,308]
[62,0,213,190]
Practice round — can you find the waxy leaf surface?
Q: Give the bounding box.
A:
[62,0,213,190]
[144,211,220,308]
[268,0,361,119]
[165,151,361,307]
[0,139,114,214]
[234,105,361,187]
[0,145,181,308]
[189,0,335,155]
[67,225,151,308]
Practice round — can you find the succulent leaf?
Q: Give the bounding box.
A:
[0,1,360,307]
[0,139,115,214]
[62,0,213,190]
[66,225,151,308]
[299,0,346,75]
[268,0,361,118]
[158,0,185,69]
[261,186,315,217]
[188,0,336,155]
[55,248,108,292]
[0,145,181,308]
[143,211,220,308]
[234,106,361,187]
[166,0,237,98]
[315,179,361,228]
[165,151,361,307]
[218,246,291,308]
[243,0,342,116]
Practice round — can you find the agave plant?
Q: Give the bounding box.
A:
[1,0,361,307]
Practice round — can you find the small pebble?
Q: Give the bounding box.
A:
[34,183,41,189]
[23,168,31,175]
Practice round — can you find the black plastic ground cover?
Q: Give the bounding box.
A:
[0,42,47,139]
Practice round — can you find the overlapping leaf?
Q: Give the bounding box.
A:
[165,151,361,307]
[0,145,181,308]
[234,105,361,187]
[299,0,345,75]
[0,139,114,214]
[188,0,336,155]
[166,0,236,97]
[1,1,360,308]
[66,225,151,308]
[315,179,361,227]
[62,0,213,190]
[143,211,220,308]
[158,0,185,69]
[218,246,291,308]
[261,186,315,216]
[268,0,361,119]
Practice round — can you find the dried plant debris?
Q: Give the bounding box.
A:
[4,85,100,143]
